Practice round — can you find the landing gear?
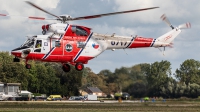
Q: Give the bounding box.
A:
[25,60,31,69]
[25,64,31,69]
[75,63,84,71]
[13,57,20,62]
[62,63,84,72]
[62,64,71,72]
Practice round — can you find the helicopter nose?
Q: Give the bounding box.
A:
[11,50,22,58]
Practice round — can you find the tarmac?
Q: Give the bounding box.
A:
[0,100,140,103]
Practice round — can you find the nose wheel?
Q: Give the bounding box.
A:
[13,57,20,62]
[25,60,31,69]
[62,64,71,72]
[75,63,84,71]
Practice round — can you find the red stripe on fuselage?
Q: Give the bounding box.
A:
[28,53,92,63]
[11,52,22,58]
[128,37,154,48]
[11,51,93,63]
[11,52,45,61]
[26,53,73,63]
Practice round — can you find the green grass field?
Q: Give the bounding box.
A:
[0,101,200,112]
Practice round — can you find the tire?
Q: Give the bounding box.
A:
[62,64,70,72]
[25,64,31,69]
[75,63,84,71]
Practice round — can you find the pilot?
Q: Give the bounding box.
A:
[36,42,41,48]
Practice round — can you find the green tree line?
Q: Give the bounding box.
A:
[1,51,200,98]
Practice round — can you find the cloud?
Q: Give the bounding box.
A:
[0,0,61,50]
[0,0,199,74]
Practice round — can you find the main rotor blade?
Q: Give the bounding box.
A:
[26,1,60,19]
[0,13,56,20]
[71,7,159,21]
[0,14,6,16]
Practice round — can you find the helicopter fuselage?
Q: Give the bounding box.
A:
[11,23,183,72]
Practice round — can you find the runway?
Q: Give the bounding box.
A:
[0,100,140,103]
[0,100,199,112]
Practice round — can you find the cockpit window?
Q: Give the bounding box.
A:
[21,37,35,48]
[71,26,88,36]
[34,40,42,52]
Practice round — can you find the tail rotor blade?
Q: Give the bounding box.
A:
[178,22,191,29]
[160,14,174,29]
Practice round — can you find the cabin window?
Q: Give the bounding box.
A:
[55,41,61,47]
[77,41,86,48]
[71,26,88,36]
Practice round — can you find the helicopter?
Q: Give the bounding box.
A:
[0,2,190,72]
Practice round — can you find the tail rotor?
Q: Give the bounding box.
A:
[157,14,191,55]
[161,14,191,30]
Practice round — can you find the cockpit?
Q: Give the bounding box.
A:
[12,36,42,52]
[20,36,36,48]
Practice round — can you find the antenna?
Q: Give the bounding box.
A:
[123,49,128,55]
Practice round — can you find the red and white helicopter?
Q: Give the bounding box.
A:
[0,2,191,72]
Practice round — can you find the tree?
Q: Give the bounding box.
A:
[0,52,29,89]
[130,64,147,82]
[175,59,200,85]
[128,80,147,98]
[189,83,200,98]
[58,65,83,96]
[145,60,171,96]
[160,79,176,98]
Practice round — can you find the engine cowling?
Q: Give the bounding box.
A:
[41,23,67,35]
[55,30,65,34]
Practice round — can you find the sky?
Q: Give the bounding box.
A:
[0,0,200,74]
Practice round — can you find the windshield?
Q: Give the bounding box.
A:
[21,37,36,48]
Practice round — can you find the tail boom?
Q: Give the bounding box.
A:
[152,28,181,47]
[127,37,154,48]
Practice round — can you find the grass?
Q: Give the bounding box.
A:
[0,101,200,112]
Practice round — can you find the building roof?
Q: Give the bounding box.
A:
[87,87,102,93]
[0,82,21,85]
[6,83,21,86]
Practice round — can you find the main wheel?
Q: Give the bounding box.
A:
[75,63,84,71]
[25,64,31,69]
[62,64,70,72]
